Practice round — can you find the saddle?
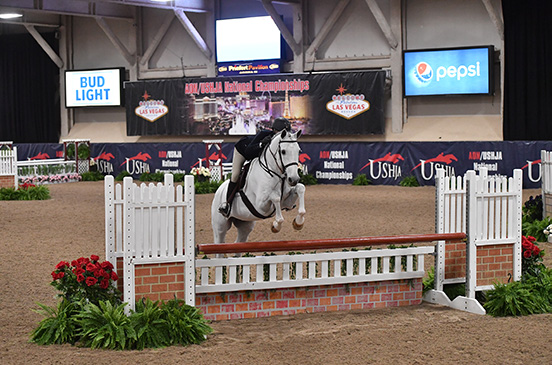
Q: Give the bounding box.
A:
[228,160,276,219]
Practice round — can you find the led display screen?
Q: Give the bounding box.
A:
[403,46,493,97]
[65,68,125,107]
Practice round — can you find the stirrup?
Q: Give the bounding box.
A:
[219,202,231,218]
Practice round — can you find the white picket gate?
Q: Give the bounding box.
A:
[104,174,195,313]
[0,147,18,188]
[427,168,522,314]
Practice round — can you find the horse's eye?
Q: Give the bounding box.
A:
[281,150,286,155]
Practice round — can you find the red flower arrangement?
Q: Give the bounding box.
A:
[50,254,121,305]
[521,236,545,276]
[19,182,36,190]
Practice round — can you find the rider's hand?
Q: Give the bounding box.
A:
[260,135,272,148]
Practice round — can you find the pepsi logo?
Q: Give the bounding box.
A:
[414,62,433,84]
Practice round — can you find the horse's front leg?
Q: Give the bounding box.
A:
[292,183,306,230]
[269,196,285,233]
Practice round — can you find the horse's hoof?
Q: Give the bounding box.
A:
[271,226,280,233]
[292,218,304,230]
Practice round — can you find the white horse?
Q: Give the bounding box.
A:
[211,129,306,245]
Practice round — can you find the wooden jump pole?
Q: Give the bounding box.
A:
[197,232,466,254]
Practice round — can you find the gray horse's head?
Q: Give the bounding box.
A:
[272,129,302,186]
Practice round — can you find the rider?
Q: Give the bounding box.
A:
[219,117,292,217]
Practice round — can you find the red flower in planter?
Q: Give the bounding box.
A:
[86,263,97,273]
[85,277,98,287]
[55,261,70,270]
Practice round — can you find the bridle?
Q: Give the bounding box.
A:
[259,133,299,182]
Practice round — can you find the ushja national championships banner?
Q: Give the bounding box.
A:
[125,71,385,136]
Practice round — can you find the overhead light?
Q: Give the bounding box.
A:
[150,0,171,2]
[0,13,22,19]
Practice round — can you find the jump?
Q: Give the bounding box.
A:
[211,118,306,245]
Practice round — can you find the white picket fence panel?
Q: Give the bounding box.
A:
[0,147,18,188]
[105,174,195,312]
[0,147,17,175]
[465,169,522,296]
[427,168,522,314]
[196,247,433,293]
[17,159,77,179]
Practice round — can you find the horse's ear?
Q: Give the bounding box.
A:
[296,130,302,139]
[281,129,287,138]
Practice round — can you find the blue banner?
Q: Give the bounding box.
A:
[13,141,552,188]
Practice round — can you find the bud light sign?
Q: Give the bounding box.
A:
[65,68,125,107]
[403,46,493,97]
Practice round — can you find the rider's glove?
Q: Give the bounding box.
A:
[260,135,272,149]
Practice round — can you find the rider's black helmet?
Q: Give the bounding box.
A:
[272,117,291,132]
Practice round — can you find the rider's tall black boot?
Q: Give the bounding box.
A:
[219,181,237,217]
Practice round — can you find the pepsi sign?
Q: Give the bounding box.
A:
[403,46,493,97]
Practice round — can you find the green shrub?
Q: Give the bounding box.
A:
[77,301,136,350]
[0,185,50,200]
[522,217,552,242]
[352,174,371,186]
[81,171,104,181]
[115,171,132,181]
[65,143,75,159]
[299,170,317,185]
[484,280,548,317]
[195,180,222,194]
[0,187,20,200]
[399,175,420,187]
[422,267,435,294]
[30,299,82,345]
[523,195,543,223]
[131,299,171,350]
[173,173,185,182]
[27,185,51,200]
[77,143,90,160]
[160,298,213,346]
[139,172,165,182]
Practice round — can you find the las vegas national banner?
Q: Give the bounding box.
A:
[126,71,385,136]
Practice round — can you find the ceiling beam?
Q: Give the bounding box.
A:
[304,0,350,62]
[24,24,64,68]
[363,0,398,49]
[481,0,503,40]
[140,12,174,66]
[96,17,135,65]
[174,8,212,60]
[261,0,301,56]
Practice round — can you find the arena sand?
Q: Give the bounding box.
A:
[1,182,551,364]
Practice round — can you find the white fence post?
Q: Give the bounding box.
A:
[465,170,478,299]
[123,176,135,314]
[541,150,552,218]
[184,175,196,307]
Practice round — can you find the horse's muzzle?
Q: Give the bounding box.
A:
[288,176,299,186]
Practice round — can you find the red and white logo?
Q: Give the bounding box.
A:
[135,91,168,123]
[326,83,370,120]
